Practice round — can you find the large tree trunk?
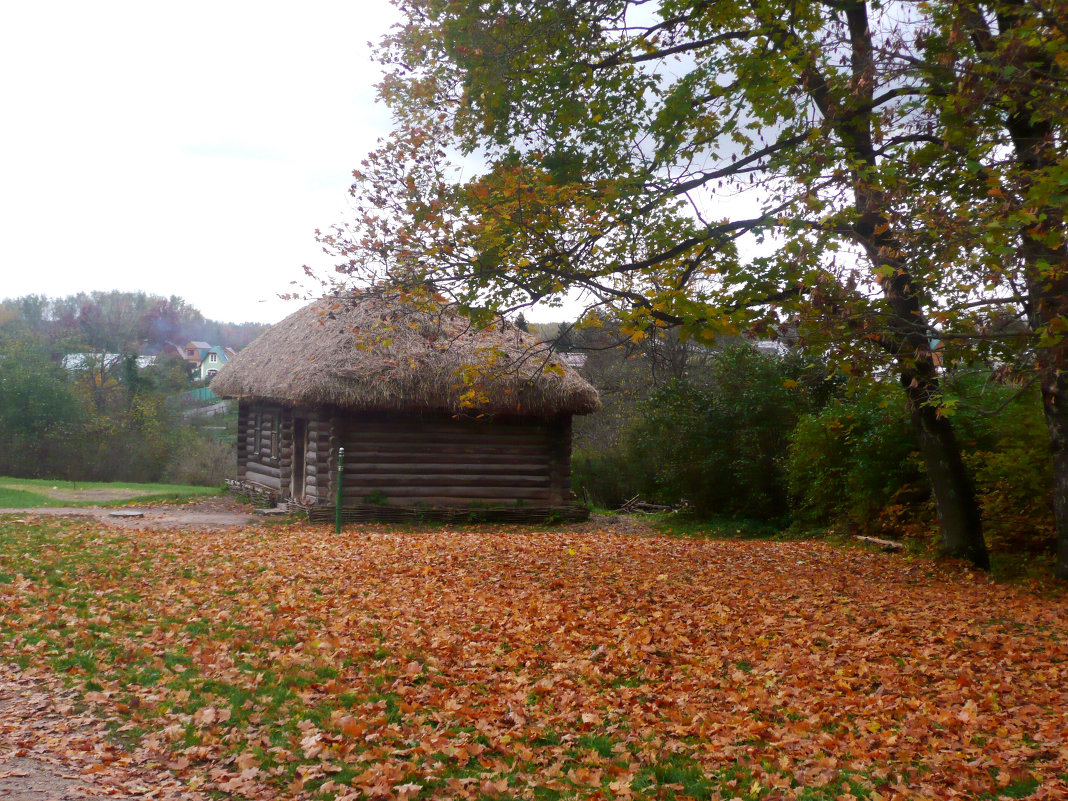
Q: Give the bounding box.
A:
[832,1,989,568]
[879,270,990,569]
[999,16,1068,578]
[1041,370,1068,579]
[910,391,990,569]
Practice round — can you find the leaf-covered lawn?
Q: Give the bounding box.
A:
[0,518,1065,800]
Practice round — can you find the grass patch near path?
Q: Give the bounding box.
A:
[0,476,220,508]
[646,512,788,540]
[0,518,1065,800]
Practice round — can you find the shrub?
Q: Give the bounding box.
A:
[163,433,236,487]
[626,346,826,519]
[0,337,87,479]
[787,373,1054,553]
[786,386,923,527]
[945,376,1052,553]
[571,449,643,510]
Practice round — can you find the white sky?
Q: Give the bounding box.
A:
[0,0,402,324]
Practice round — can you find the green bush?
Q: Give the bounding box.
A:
[945,376,1052,552]
[626,346,826,519]
[571,449,642,509]
[0,337,87,478]
[787,373,1054,552]
[786,386,923,526]
[163,432,236,487]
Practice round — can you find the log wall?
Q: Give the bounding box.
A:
[335,411,570,507]
[303,410,333,504]
[236,404,575,510]
[238,401,285,492]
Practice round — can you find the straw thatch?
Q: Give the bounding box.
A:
[211,294,599,416]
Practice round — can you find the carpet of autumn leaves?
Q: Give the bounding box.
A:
[0,516,1066,801]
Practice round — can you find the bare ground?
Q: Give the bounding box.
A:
[0,497,260,530]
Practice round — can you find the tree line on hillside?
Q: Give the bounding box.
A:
[312,0,1066,577]
[0,292,265,485]
[3,291,268,356]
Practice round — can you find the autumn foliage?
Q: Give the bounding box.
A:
[1,517,1065,799]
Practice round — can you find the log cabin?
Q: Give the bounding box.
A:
[210,293,599,522]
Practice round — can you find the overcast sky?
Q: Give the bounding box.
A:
[1,0,403,324]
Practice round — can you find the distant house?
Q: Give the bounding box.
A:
[199,345,231,380]
[182,341,212,365]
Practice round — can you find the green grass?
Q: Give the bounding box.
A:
[646,512,787,540]
[0,476,220,508]
[0,488,58,507]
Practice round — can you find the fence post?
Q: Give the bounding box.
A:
[335,446,345,534]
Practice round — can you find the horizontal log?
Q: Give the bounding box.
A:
[245,471,281,490]
[339,462,549,474]
[340,495,555,508]
[335,448,551,461]
[855,536,904,552]
[342,473,550,487]
[339,417,549,429]
[244,462,281,478]
[339,423,551,435]
[342,486,552,500]
[339,430,552,445]
[339,418,549,430]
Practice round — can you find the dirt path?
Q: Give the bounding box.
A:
[0,663,204,800]
[0,497,262,530]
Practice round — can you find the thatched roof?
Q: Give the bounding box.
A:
[211,294,599,416]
